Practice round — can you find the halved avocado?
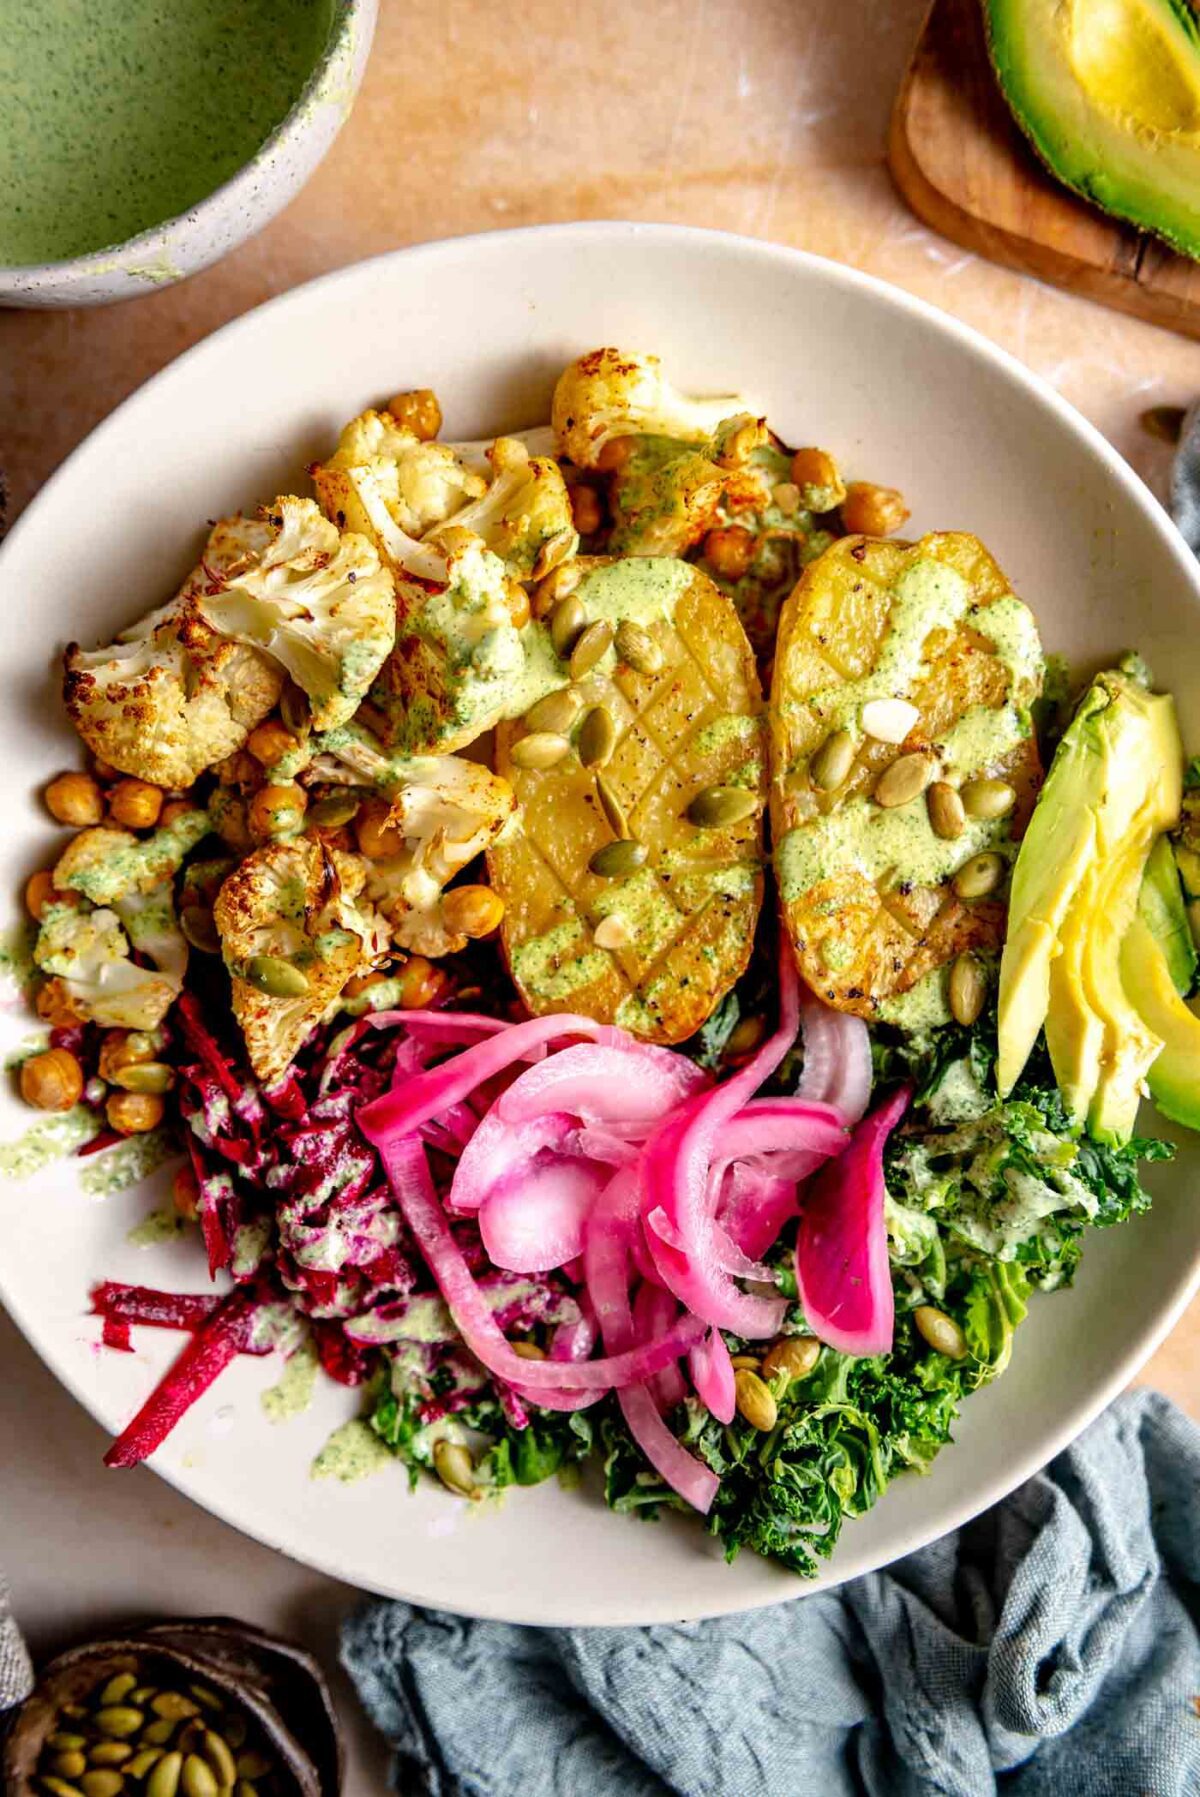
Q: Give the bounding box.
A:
[1138,833,1197,995]
[985,0,1200,259]
[1121,913,1200,1129]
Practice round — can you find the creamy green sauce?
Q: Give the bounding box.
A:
[0,1,335,266]
[877,969,953,1031]
[693,713,761,756]
[511,918,608,1001]
[776,558,1043,910]
[0,922,39,996]
[82,1130,174,1198]
[0,1105,101,1177]
[57,811,209,906]
[311,1418,392,1483]
[262,1341,319,1423]
[127,1203,187,1246]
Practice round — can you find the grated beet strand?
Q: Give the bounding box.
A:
[103,1286,262,1469]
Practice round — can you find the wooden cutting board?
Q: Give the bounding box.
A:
[888,0,1200,340]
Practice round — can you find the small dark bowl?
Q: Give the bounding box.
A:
[3,1617,342,1796]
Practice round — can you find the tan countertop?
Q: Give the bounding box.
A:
[0,2,1196,1789]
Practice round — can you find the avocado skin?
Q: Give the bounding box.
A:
[998,671,1183,1141]
[984,0,1200,262]
[1121,914,1200,1130]
[1138,833,1197,996]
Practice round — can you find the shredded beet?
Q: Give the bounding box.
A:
[103,1285,264,1469]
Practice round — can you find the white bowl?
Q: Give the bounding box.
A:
[1,223,1197,1625]
[0,0,377,309]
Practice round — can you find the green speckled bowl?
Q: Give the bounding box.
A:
[0,0,377,309]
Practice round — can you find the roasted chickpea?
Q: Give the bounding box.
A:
[20,1047,84,1113]
[442,885,505,939]
[24,870,58,921]
[505,583,531,630]
[172,1162,200,1221]
[106,1090,165,1135]
[247,719,301,768]
[841,480,910,537]
[248,782,308,841]
[385,388,442,441]
[397,955,450,1009]
[97,1029,156,1085]
[595,435,638,474]
[530,561,582,621]
[215,748,263,788]
[356,798,404,859]
[158,798,196,827]
[702,525,756,582]
[569,485,604,536]
[34,978,83,1028]
[108,778,164,831]
[45,771,104,828]
[788,447,846,512]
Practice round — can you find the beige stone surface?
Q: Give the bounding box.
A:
[0,2,1195,1781]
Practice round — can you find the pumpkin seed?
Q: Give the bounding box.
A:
[730,1354,762,1371]
[145,1754,183,1797]
[141,1723,176,1749]
[62,1708,89,1722]
[280,683,310,736]
[199,1734,234,1788]
[809,729,855,792]
[233,1756,270,1782]
[577,705,616,769]
[614,620,663,675]
[511,1341,545,1359]
[761,1335,820,1381]
[549,594,587,659]
[89,1747,133,1769]
[914,1305,967,1360]
[926,781,965,841]
[51,1755,87,1781]
[686,785,758,829]
[174,1726,205,1760]
[733,1368,778,1432]
[186,1690,220,1716]
[589,839,647,879]
[151,1695,200,1723]
[874,752,935,808]
[112,1062,174,1095]
[861,697,919,744]
[40,1780,84,1797]
[568,619,614,681]
[960,777,1016,820]
[726,1015,766,1057]
[180,1755,217,1797]
[242,955,310,998]
[123,1751,162,1780]
[594,774,629,839]
[524,689,581,735]
[952,851,1005,900]
[129,1690,158,1708]
[81,1772,127,1797]
[180,906,220,955]
[949,952,987,1026]
[236,1785,258,1797]
[49,1736,87,1753]
[307,792,362,829]
[510,731,571,771]
[593,913,632,951]
[96,1709,145,1740]
[100,1675,139,1706]
[433,1439,476,1497]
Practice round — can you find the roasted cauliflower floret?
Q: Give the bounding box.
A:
[605,414,770,558]
[426,437,577,581]
[53,808,210,906]
[362,755,518,957]
[213,837,388,1084]
[552,348,757,469]
[312,408,486,543]
[64,596,282,789]
[366,528,563,754]
[34,891,186,1029]
[193,497,395,733]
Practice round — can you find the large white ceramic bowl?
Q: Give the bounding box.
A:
[0,224,1197,1625]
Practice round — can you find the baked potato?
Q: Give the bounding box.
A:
[488,558,766,1043]
[769,532,1044,1016]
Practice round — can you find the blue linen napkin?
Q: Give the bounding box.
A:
[341,1388,1200,1796]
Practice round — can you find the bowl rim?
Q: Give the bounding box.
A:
[2,220,1198,1621]
[0,0,371,287]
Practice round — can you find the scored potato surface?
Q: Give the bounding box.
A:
[489,562,766,1044]
[769,532,1044,1016]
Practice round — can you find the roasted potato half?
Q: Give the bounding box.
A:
[769,532,1044,1016]
[489,559,766,1043]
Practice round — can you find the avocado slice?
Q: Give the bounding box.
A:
[984,0,1200,260]
[1121,913,1200,1129]
[1138,833,1197,996]
[997,671,1182,1138]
